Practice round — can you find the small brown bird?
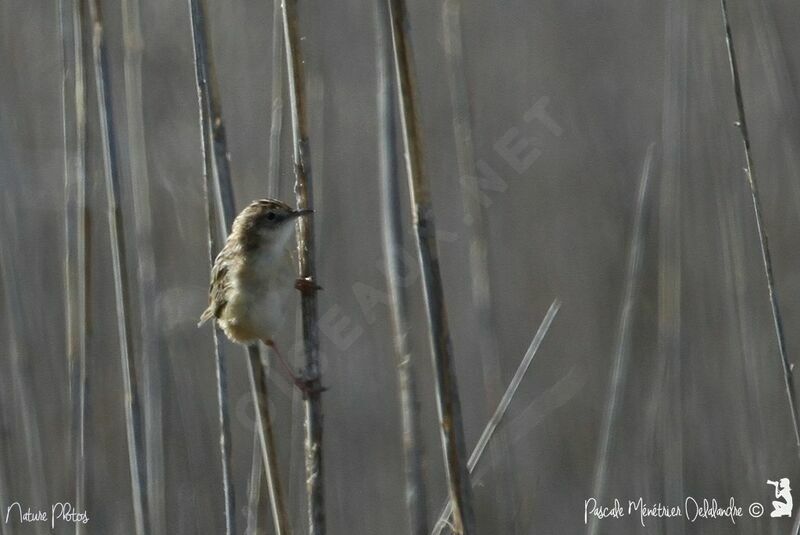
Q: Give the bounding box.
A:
[198,199,311,361]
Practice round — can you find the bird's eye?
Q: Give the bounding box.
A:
[266,212,276,221]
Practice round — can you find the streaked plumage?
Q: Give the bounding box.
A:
[199,199,310,344]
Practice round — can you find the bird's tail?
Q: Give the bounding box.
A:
[197,307,215,327]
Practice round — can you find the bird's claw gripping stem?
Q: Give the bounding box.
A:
[295,276,322,295]
[263,339,326,397]
[296,373,328,399]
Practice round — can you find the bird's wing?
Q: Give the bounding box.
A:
[198,250,231,325]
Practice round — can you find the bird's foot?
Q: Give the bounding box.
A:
[295,277,322,295]
[263,339,327,398]
[295,371,328,399]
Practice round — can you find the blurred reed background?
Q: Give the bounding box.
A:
[2,0,800,534]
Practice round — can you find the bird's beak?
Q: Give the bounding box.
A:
[289,208,314,219]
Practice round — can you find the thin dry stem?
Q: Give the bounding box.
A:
[376,0,429,532]
[0,201,50,535]
[121,0,166,531]
[246,423,264,535]
[432,300,560,535]
[87,1,150,532]
[189,1,292,533]
[268,0,285,198]
[719,0,800,454]
[59,0,89,533]
[657,1,687,521]
[588,144,654,535]
[248,346,292,535]
[281,0,325,532]
[246,0,288,526]
[385,0,476,532]
[441,0,518,530]
[187,0,237,532]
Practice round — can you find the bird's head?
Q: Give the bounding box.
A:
[233,198,312,253]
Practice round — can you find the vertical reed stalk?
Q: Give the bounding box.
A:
[249,360,291,535]
[376,0,429,532]
[384,0,475,532]
[187,1,237,533]
[441,0,518,531]
[86,1,149,533]
[246,425,263,535]
[718,0,800,454]
[432,300,560,535]
[121,0,165,531]
[248,346,292,534]
[0,202,49,535]
[195,2,236,232]
[247,0,288,528]
[189,2,291,533]
[658,2,686,526]
[281,1,325,532]
[588,144,654,535]
[268,0,285,198]
[60,0,88,533]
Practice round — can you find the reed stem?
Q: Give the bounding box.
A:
[189,2,292,533]
[718,0,800,456]
[59,0,89,533]
[281,0,325,532]
[187,1,237,531]
[384,0,475,531]
[268,0,285,198]
[121,0,166,531]
[588,144,654,535]
[0,203,50,535]
[246,424,264,535]
[86,1,150,532]
[376,0,429,532]
[432,300,560,535]
[248,346,292,535]
[441,0,518,530]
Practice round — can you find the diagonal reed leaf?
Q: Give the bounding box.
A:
[432,299,560,535]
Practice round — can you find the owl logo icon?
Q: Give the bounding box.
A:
[767,478,792,518]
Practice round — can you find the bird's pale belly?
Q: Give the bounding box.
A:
[219,263,293,344]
